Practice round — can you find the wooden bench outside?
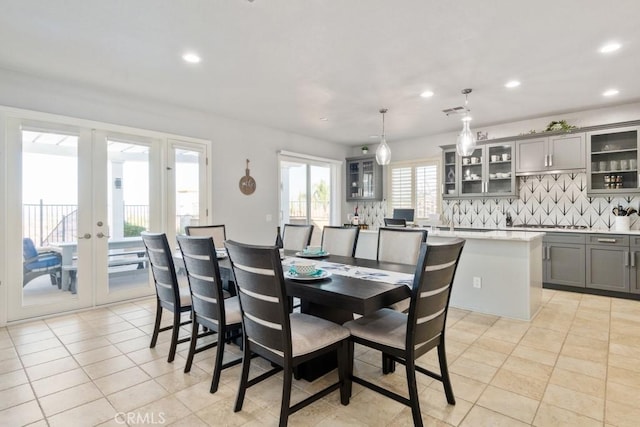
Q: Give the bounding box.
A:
[63,250,149,294]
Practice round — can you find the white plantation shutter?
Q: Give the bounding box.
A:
[391,167,412,208]
[389,159,440,220]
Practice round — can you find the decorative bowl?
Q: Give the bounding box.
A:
[292,261,317,276]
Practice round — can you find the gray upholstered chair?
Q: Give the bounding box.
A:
[282,224,314,251]
[185,224,226,249]
[377,227,427,265]
[344,239,466,427]
[177,235,242,393]
[141,232,192,363]
[321,226,359,257]
[225,240,350,426]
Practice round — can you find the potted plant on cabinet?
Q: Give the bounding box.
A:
[361,145,369,154]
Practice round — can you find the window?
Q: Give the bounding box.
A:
[388,159,440,219]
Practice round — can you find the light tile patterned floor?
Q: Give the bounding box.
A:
[1,289,639,426]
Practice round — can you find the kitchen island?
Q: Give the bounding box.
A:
[354,229,545,320]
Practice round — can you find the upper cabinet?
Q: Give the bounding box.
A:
[587,126,640,195]
[346,156,383,201]
[515,133,585,175]
[442,148,458,198]
[458,142,516,197]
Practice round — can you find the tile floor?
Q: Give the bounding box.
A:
[1,289,639,426]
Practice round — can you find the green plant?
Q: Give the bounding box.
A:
[124,221,146,237]
[545,120,576,132]
[361,145,369,151]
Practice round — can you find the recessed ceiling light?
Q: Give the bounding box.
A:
[182,52,201,64]
[320,117,328,121]
[505,80,521,88]
[599,42,621,53]
[603,89,619,97]
[420,90,434,98]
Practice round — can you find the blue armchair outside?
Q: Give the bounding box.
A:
[23,238,62,288]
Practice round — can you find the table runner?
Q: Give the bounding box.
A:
[282,257,414,287]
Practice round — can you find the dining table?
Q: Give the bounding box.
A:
[217,249,415,381]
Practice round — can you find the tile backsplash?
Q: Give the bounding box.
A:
[347,173,640,230]
[442,173,640,230]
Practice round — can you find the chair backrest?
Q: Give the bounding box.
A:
[23,238,38,260]
[282,224,314,251]
[383,218,407,227]
[141,232,182,310]
[407,239,465,358]
[225,240,292,359]
[321,226,359,257]
[185,225,226,250]
[377,227,427,265]
[177,235,227,327]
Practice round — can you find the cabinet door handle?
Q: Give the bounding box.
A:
[549,154,553,167]
[547,246,551,259]
[442,184,444,194]
[544,155,548,167]
[597,238,617,243]
[632,251,636,268]
[624,251,629,267]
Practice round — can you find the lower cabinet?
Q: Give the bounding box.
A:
[543,234,586,287]
[586,234,630,292]
[630,237,640,294]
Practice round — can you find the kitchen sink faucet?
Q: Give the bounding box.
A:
[450,202,459,231]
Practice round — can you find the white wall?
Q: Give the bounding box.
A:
[0,68,350,245]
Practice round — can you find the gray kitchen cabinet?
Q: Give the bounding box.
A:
[630,236,640,294]
[459,142,515,197]
[586,125,640,195]
[442,148,458,198]
[586,234,630,292]
[542,234,586,287]
[346,155,382,201]
[515,133,585,175]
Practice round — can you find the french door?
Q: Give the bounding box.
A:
[278,152,340,247]
[6,119,165,320]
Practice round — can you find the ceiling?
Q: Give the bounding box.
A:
[1,0,639,145]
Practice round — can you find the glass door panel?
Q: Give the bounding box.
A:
[487,144,513,194]
[174,148,202,234]
[460,147,483,195]
[309,165,330,246]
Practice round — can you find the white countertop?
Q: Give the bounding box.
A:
[361,226,640,236]
[360,228,545,242]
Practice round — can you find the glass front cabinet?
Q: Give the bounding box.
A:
[346,156,383,201]
[442,148,458,198]
[587,126,640,195]
[457,142,516,197]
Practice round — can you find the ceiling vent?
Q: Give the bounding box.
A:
[442,106,468,116]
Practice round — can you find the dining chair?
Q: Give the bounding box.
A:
[177,235,243,393]
[225,240,350,426]
[321,226,360,257]
[377,227,427,265]
[344,239,466,427]
[282,224,314,251]
[185,224,226,249]
[141,232,192,363]
[383,218,407,227]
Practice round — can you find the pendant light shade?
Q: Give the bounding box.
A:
[456,116,476,156]
[455,88,477,156]
[375,108,391,165]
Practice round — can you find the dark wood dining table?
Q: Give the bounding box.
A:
[219,250,414,380]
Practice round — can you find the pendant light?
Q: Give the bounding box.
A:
[456,89,477,157]
[375,108,391,165]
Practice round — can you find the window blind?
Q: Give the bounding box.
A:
[389,159,440,219]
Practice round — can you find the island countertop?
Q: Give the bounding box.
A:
[359,228,545,242]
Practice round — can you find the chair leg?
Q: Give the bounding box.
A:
[184,319,200,373]
[234,343,252,412]
[279,367,293,427]
[346,340,354,397]
[382,352,396,374]
[406,358,424,427]
[150,301,162,348]
[210,329,226,393]
[337,340,350,405]
[167,311,181,363]
[438,343,456,405]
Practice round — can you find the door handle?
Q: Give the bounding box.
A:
[544,155,548,167]
[549,154,553,167]
[78,233,91,239]
[624,251,629,267]
[547,246,551,260]
[597,238,617,243]
[96,232,111,238]
[632,251,636,268]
